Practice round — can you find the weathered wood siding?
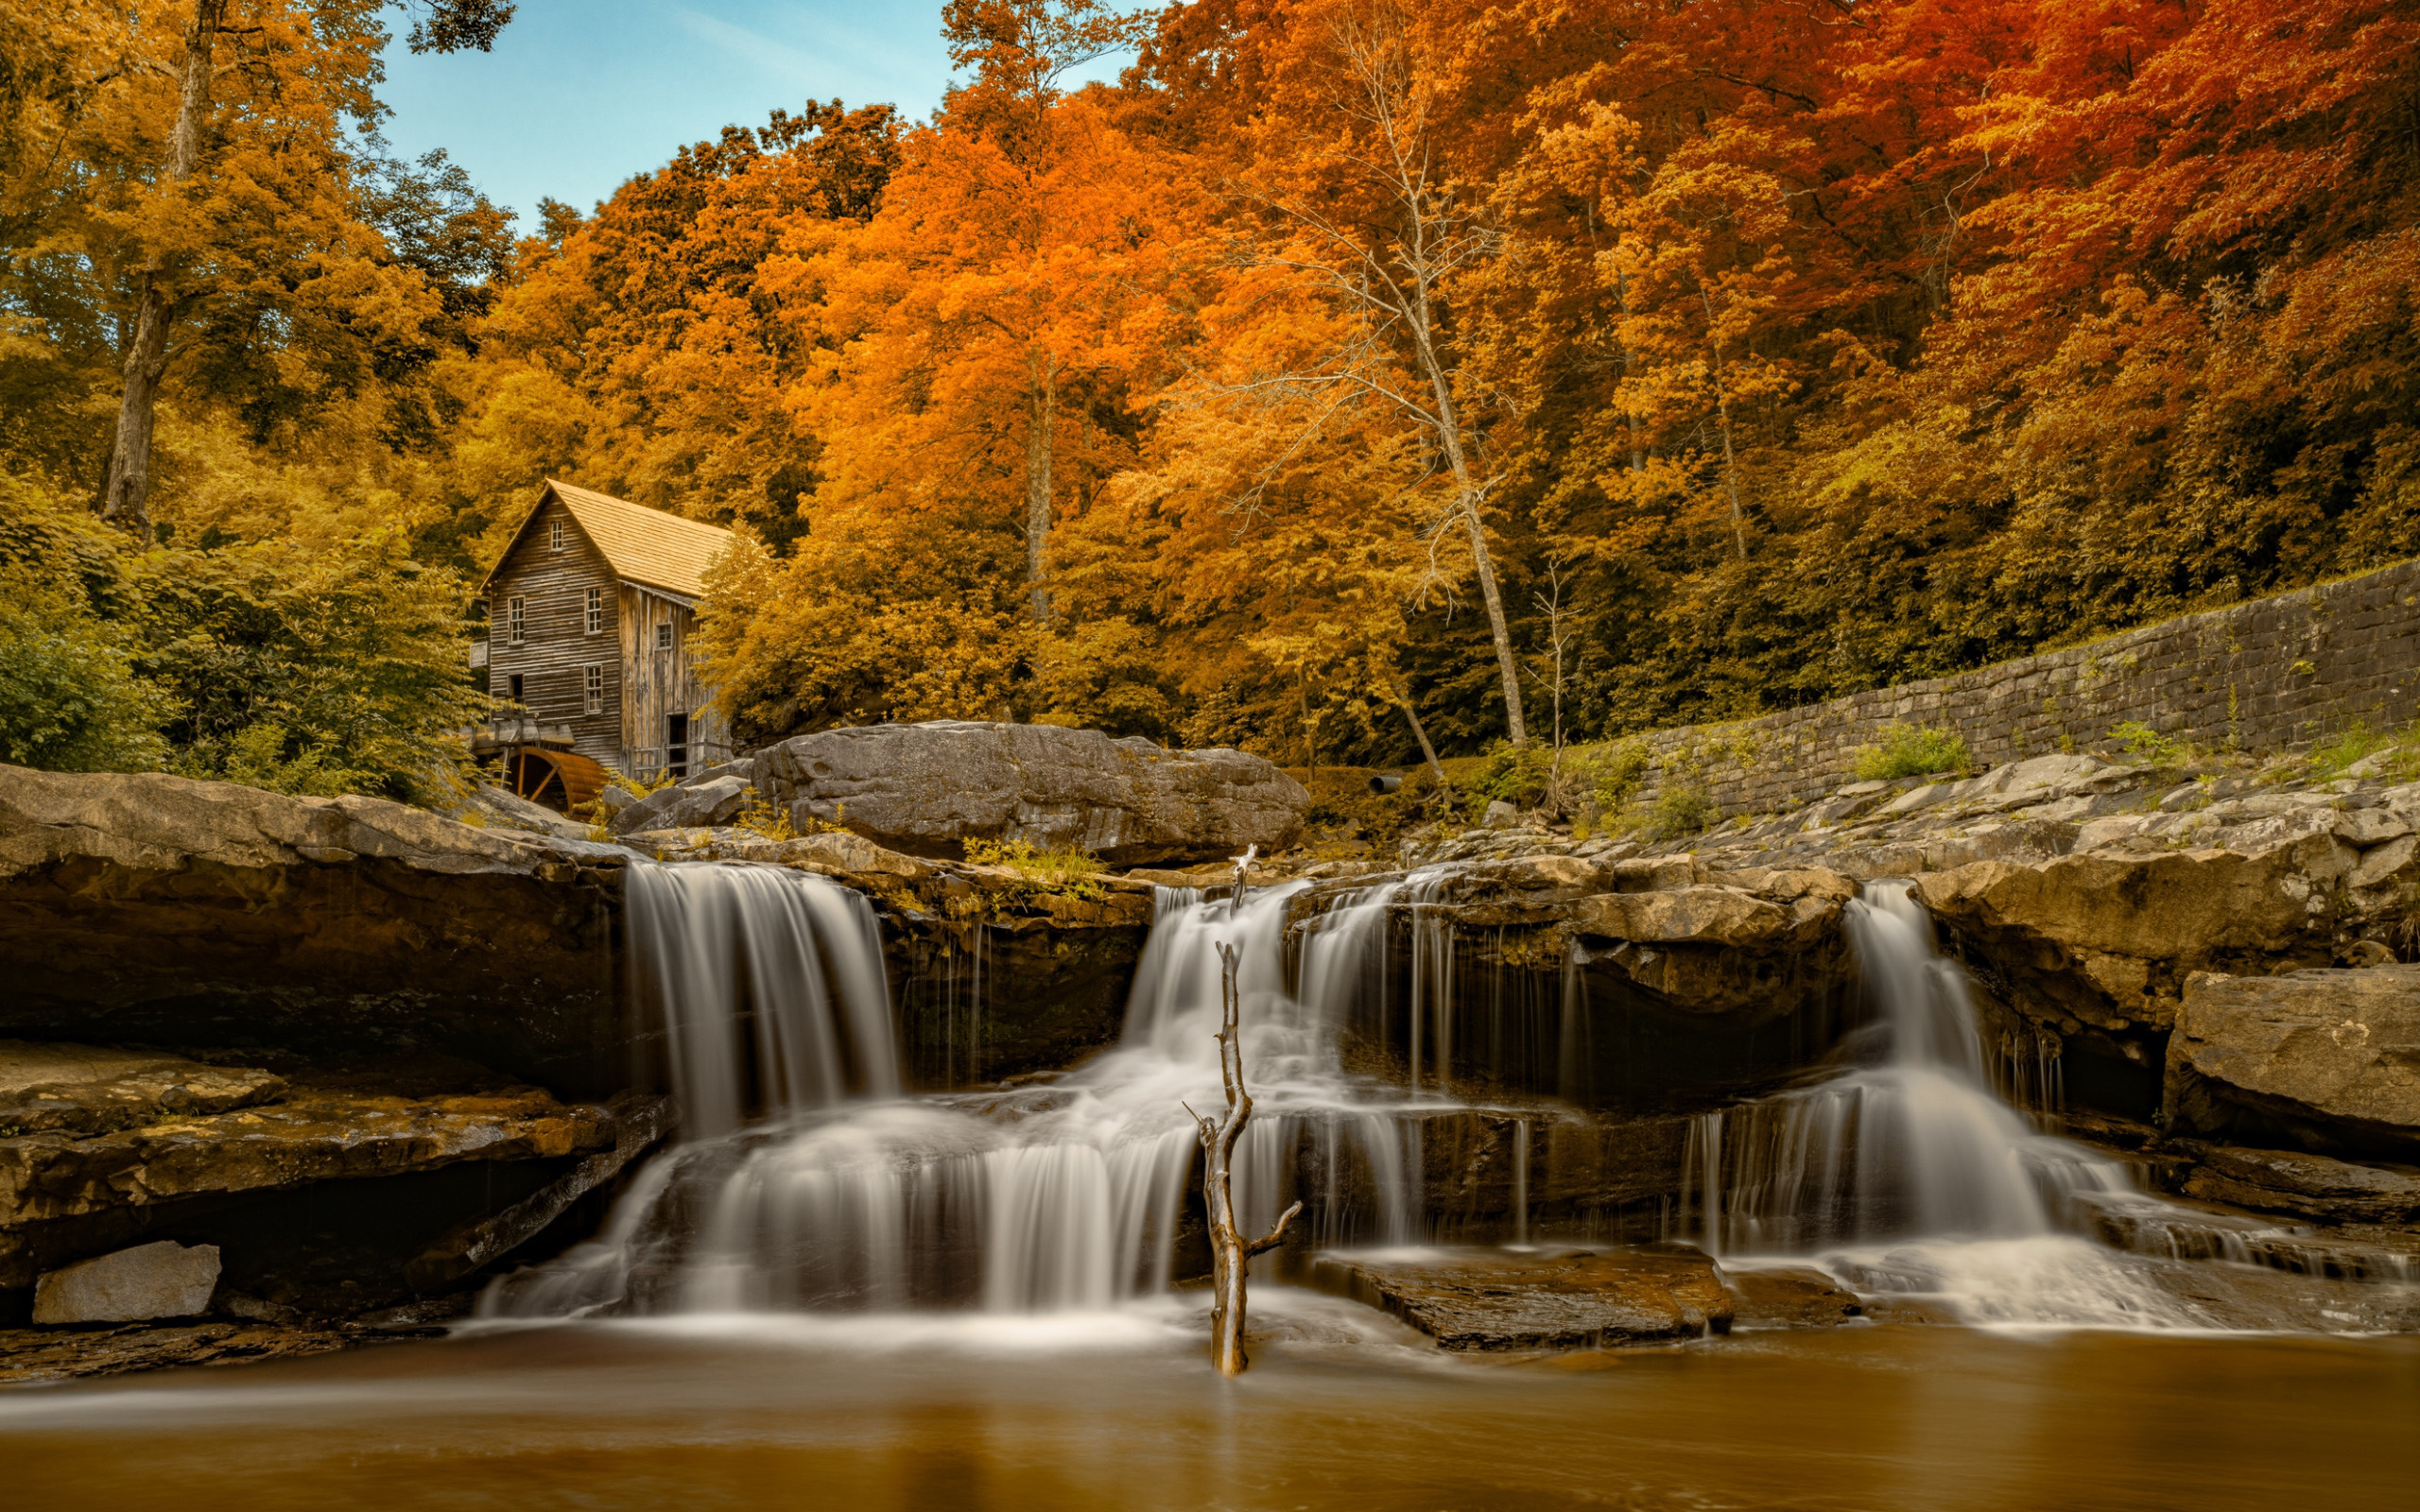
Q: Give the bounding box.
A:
[617,586,733,779]
[485,495,622,766]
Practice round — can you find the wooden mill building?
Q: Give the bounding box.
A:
[478,479,737,782]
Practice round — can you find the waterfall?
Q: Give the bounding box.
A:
[1676,882,2221,1327]
[626,862,898,1137]
[487,867,1438,1319]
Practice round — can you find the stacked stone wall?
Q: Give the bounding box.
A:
[1628,559,2420,818]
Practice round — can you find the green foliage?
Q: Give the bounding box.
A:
[1851,723,1971,782]
[2308,721,2416,782]
[2108,720,2187,766]
[961,837,1108,903]
[0,564,172,772]
[1583,740,1652,813]
[1646,782,1713,841]
[1464,741,1555,809]
[131,531,489,801]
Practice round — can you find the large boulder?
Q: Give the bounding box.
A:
[607,773,753,836]
[2169,965,2420,1150]
[0,765,631,1095]
[31,1241,219,1324]
[755,722,1309,865]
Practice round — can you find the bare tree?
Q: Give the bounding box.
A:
[1228,1,1531,744]
[1186,927,1301,1377]
[1530,561,1576,806]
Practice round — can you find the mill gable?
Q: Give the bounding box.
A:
[479,479,736,782]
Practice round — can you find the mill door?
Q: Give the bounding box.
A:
[666,713,690,779]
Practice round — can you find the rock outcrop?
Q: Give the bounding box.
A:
[2168,966,2420,1152]
[0,765,630,1095]
[1313,1246,1734,1350]
[755,721,1309,864]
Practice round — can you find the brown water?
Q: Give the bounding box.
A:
[7,1295,2416,1512]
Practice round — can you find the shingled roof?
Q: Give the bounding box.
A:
[483,479,737,601]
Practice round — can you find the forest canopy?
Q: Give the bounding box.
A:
[4,0,2416,785]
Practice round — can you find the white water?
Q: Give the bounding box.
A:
[491,863,2382,1332]
[486,866,1446,1319]
[1679,883,2247,1328]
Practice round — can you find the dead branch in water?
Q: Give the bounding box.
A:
[1188,937,1301,1376]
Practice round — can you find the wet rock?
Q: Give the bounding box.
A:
[0,766,629,1097]
[755,721,1308,865]
[1313,1245,1734,1350]
[31,1240,219,1324]
[0,1319,350,1384]
[0,1074,619,1285]
[2169,965,2420,1145]
[1723,1265,1864,1327]
[608,774,753,836]
[2181,1145,2420,1224]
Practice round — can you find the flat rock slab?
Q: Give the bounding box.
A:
[0,1040,284,1137]
[1315,1246,1734,1351]
[0,1319,416,1387]
[1724,1265,1865,1328]
[2184,1144,2420,1224]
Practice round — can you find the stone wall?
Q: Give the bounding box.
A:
[1630,559,2420,818]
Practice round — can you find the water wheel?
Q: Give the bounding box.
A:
[507,747,609,814]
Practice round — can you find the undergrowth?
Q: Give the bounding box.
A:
[962,837,1107,902]
[1852,723,1971,782]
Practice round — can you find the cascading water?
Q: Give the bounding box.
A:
[1678,882,2241,1327]
[485,865,1441,1320]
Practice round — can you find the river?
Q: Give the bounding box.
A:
[5,1301,2415,1510]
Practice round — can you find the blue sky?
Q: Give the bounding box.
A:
[377,2,1129,230]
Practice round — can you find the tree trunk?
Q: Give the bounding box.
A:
[1024,351,1057,622]
[1392,676,1447,786]
[100,0,225,540]
[1700,288,1748,562]
[1193,936,1301,1378]
[1409,297,1529,746]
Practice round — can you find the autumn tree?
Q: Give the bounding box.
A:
[75,2,515,538]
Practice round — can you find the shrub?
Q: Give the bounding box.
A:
[1646,782,1713,840]
[0,566,172,772]
[1851,723,1970,782]
[961,837,1106,901]
[1585,740,1651,813]
[2107,720,2189,765]
[1464,741,1555,809]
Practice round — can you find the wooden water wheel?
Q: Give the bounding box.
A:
[507,747,610,814]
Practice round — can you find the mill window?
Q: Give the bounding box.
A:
[549,519,565,551]
[508,596,526,644]
[656,622,673,651]
[583,664,603,714]
[584,587,602,635]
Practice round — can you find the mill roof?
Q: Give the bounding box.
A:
[482,479,736,602]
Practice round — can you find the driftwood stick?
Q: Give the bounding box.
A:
[1196,937,1297,1376]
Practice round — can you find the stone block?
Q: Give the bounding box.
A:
[33,1242,220,1324]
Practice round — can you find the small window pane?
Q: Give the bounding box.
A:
[549,519,565,551]
[508,596,526,644]
[583,664,603,714]
[656,623,673,650]
[584,587,602,635]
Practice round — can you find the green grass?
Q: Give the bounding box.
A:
[962,837,1107,901]
[1851,723,1971,782]
[2308,720,2418,782]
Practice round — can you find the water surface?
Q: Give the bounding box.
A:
[8,1296,2415,1511]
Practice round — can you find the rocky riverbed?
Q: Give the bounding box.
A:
[4,724,2419,1381]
